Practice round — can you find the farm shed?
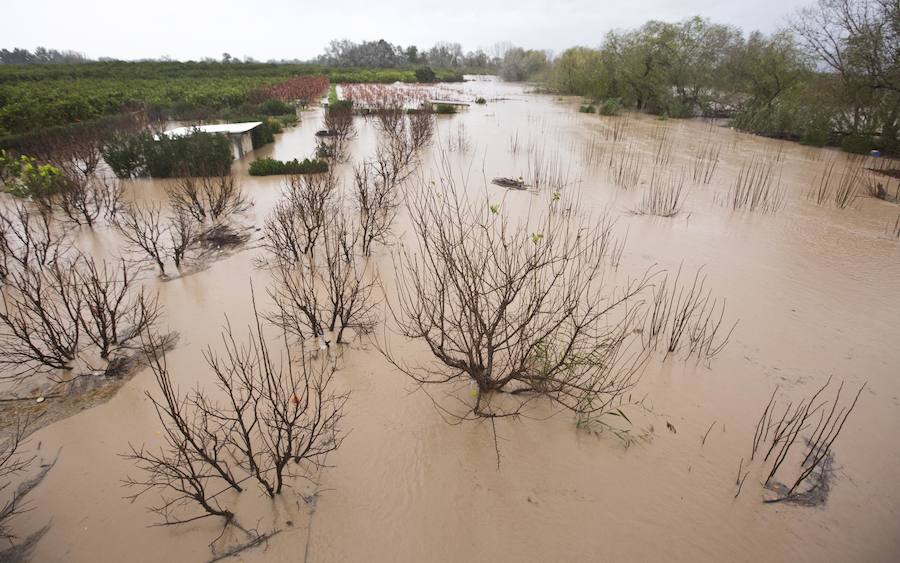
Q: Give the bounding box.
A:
[158,122,263,159]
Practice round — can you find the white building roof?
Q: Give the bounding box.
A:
[160,122,263,138]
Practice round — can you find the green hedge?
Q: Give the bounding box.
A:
[248,157,328,176]
[102,130,233,178]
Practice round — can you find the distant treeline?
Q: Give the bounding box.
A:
[316,39,501,71]
[0,47,90,65]
[513,1,899,154]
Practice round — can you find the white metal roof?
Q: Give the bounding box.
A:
[160,122,263,138]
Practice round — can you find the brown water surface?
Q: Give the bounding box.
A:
[6,77,900,562]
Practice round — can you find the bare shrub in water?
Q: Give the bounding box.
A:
[385,173,649,418]
[632,170,688,217]
[642,265,736,362]
[166,175,249,223]
[724,155,785,213]
[125,305,347,527]
[743,376,865,505]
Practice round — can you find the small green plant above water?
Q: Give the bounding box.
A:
[248,157,328,176]
[579,104,596,113]
[435,103,457,115]
[0,150,64,198]
[327,84,339,106]
[600,98,623,116]
[475,97,487,105]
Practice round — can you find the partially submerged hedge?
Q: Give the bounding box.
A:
[248,157,328,176]
[102,130,233,178]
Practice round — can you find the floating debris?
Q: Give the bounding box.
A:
[492,177,527,190]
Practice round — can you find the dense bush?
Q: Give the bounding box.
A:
[102,132,147,178]
[599,98,622,116]
[102,130,234,178]
[840,134,879,154]
[0,150,65,198]
[248,157,328,176]
[258,99,295,115]
[251,120,276,148]
[415,67,436,83]
[474,97,487,105]
[435,103,457,115]
[578,104,596,113]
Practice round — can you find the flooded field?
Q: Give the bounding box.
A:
[3,77,900,562]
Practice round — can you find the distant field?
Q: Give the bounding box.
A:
[0,61,465,137]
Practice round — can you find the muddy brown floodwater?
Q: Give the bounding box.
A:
[5,77,900,562]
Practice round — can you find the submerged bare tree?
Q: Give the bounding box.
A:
[115,203,170,274]
[262,173,336,265]
[0,263,82,378]
[125,299,347,527]
[115,203,203,275]
[386,172,649,418]
[75,257,160,359]
[0,253,160,379]
[0,203,67,277]
[166,175,250,223]
[353,163,400,256]
[321,213,377,343]
[270,213,377,345]
[57,172,122,227]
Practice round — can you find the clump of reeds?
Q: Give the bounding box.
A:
[605,114,631,142]
[806,159,863,209]
[724,155,785,213]
[744,376,865,505]
[526,143,571,192]
[579,134,605,168]
[691,140,720,184]
[445,122,471,153]
[632,169,687,217]
[642,265,737,362]
[608,144,643,190]
[649,122,672,144]
[653,136,674,166]
[508,131,520,154]
[609,228,628,270]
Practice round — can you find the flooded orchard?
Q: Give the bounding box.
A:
[3,77,900,562]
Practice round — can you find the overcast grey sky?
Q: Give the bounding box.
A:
[2,0,813,61]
